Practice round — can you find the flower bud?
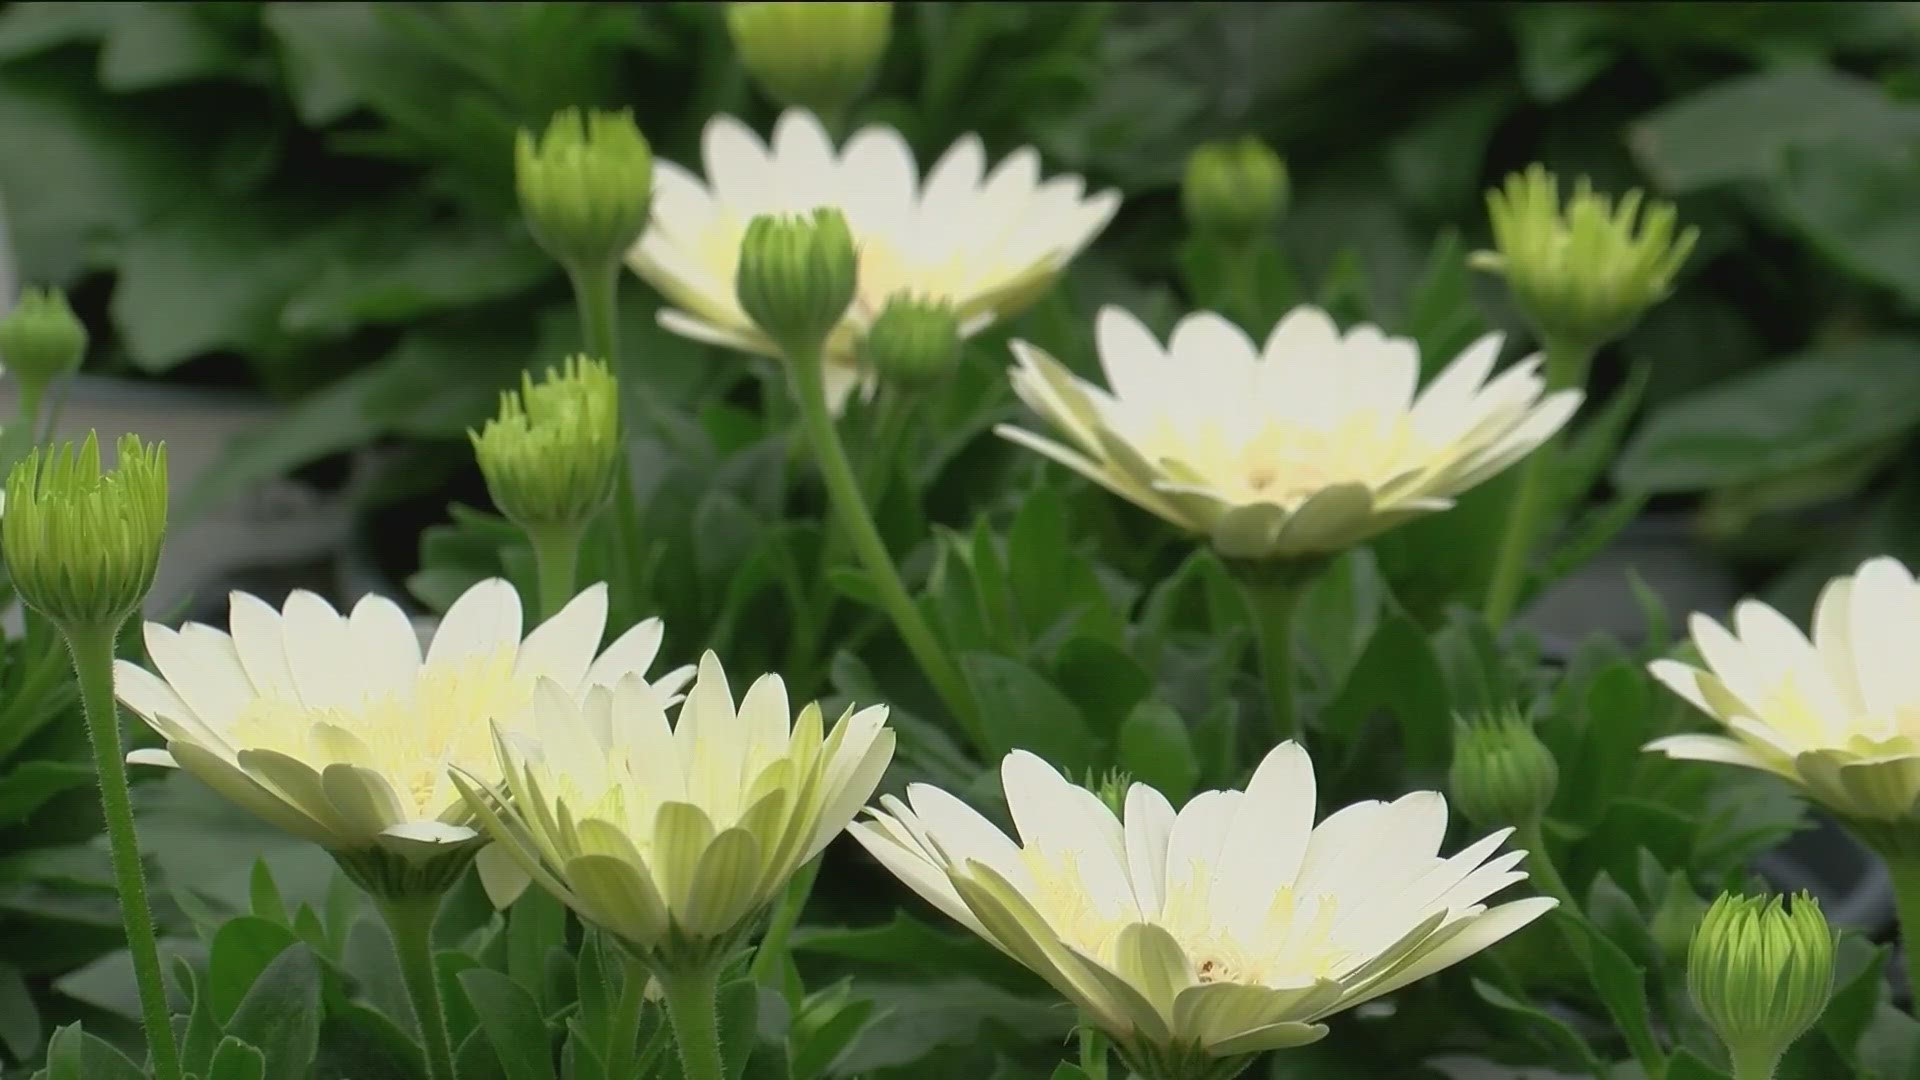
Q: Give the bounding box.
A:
[1688,892,1834,1076]
[1449,709,1559,831]
[863,293,962,389]
[1081,767,1132,819]
[516,108,653,272]
[1182,137,1288,241]
[470,356,620,536]
[0,288,86,401]
[3,432,167,631]
[737,208,858,354]
[1471,165,1697,359]
[727,2,891,118]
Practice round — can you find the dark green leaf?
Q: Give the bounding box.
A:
[508,884,569,1016]
[1564,913,1664,1077]
[961,653,1100,773]
[0,760,92,826]
[1116,699,1200,804]
[1630,64,1920,192]
[1470,979,1602,1076]
[207,1037,268,1080]
[0,963,39,1063]
[1665,1047,1734,1080]
[249,859,286,926]
[1320,614,1450,773]
[44,1024,144,1080]
[459,967,558,1080]
[788,914,1037,993]
[224,945,323,1080]
[207,916,302,1023]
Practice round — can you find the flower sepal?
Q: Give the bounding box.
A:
[334,841,485,903]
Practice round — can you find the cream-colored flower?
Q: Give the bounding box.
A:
[457,651,894,963]
[851,742,1555,1070]
[629,108,1117,409]
[1649,556,1920,834]
[998,306,1583,560]
[115,579,692,859]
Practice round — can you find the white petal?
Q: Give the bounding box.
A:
[514,583,609,690]
[348,593,424,701]
[281,590,358,710]
[426,578,523,668]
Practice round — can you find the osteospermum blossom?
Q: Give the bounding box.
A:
[629,108,1118,408]
[457,651,895,963]
[1649,556,1920,839]
[852,743,1555,1072]
[115,579,691,859]
[999,306,1583,560]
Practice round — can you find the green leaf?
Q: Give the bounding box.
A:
[459,967,558,1080]
[98,4,254,92]
[174,958,221,1079]
[1630,64,1920,193]
[207,916,302,1023]
[223,945,323,1080]
[249,859,286,926]
[717,978,761,1080]
[1470,979,1602,1077]
[1116,699,1200,804]
[1769,141,1920,309]
[508,885,569,1016]
[789,996,873,1080]
[314,1002,429,1080]
[961,653,1100,774]
[1047,638,1153,743]
[206,1037,267,1080]
[787,913,1038,992]
[0,760,92,826]
[0,963,39,1062]
[1615,337,1920,495]
[44,1024,144,1080]
[1320,614,1450,773]
[1050,1067,1095,1080]
[1563,913,1665,1077]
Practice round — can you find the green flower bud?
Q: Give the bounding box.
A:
[1471,165,1697,357]
[470,356,620,535]
[0,288,86,400]
[737,208,858,355]
[1449,709,1559,831]
[3,432,167,632]
[516,108,653,272]
[1688,892,1834,1077]
[1081,767,1132,819]
[727,2,892,118]
[863,293,962,389]
[1181,137,1288,240]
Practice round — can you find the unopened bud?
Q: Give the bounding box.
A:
[863,293,962,389]
[727,3,892,118]
[516,109,653,271]
[1182,137,1288,241]
[3,432,167,631]
[1687,891,1833,1077]
[737,208,858,354]
[471,356,621,535]
[1450,709,1559,830]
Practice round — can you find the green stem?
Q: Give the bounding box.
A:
[377,895,457,1080]
[16,382,43,434]
[659,959,727,1080]
[1231,559,1326,745]
[1078,1026,1110,1079]
[528,525,583,623]
[1481,338,1595,627]
[1515,818,1577,911]
[569,260,622,366]
[604,951,652,1079]
[786,341,979,742]
[1889,857,1920,997]
[751,854,821,988]
[1728,1045,1782,1080]
[65,622,184,1080]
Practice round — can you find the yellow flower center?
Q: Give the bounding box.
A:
[229,651,533,817]
[1131,412,1440,508]
[1022,848,1353,989]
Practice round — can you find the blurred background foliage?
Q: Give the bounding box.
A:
[7,3,1920,1075]
[4,1,1920,613]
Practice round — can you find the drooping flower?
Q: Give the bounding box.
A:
[115,579,691,863]
[629,108,1118,410]
[998,305,1582,561]
[456,651,894,967]
[851,742,1555,1074]
[1648,556,1920,853]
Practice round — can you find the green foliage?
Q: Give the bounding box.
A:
[11,2,1920,1079]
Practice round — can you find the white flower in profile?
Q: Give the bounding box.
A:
[629,108,1118,410]
[457,651,895,965]
[999,305,1583,560]
[851,742,1555,1073]
[115,579,692,863]
[1649,556,1920,848]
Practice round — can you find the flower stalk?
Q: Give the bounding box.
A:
[376,893,458,1080]
[658,957,728,1080]
[1230,558,1326,745]
[1482,337,1594,627]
